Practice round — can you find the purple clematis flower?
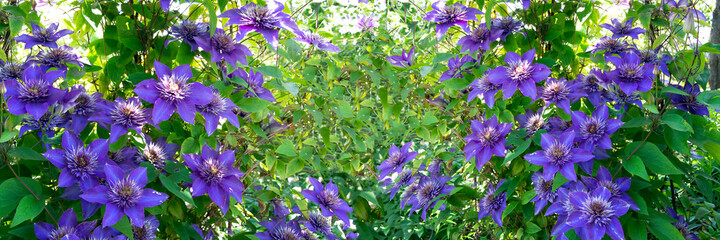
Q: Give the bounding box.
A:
[545,181,587,239]
[566,187,630,240]
[667,207,700,240]
[668,81,710,116]
[571,105,623,151]
[439,55,473,82]
[463,115,512,172]
[134,61,214,124]
[43,132,109,189]
[0,59,28,82]
[599,18,646,39]
[400,182,420,209]
[581,166,639,211]
[478,180,507,226]
[637,49,671,77]
[184,144,245,214]
[90,97,152,143]
[136,135,179,169]
[467,69,501,107]
[423,1,483,40]
[491,16,524,41]
[667,0,707,23]
[80,165,168,227]
[195,28,253,67]
[5,66,65,118]
[516,109,549,137]
[270,198,291,217]
[131,215,159,240]
[160,0,171,12]
[457,24,502,54]
[531,172,557,215]
[486,49,551,100]
[34,208,96,240]
[18,110,67,140]
[601,86,643,111]
[407,174,454,220]
[255,218,302,240]
[89,226,123,240]
[605,52,654,94]
[539,77,582,115]
[109,146,139,172]
[219,1,299,49]
[358,14,377,32]
[294,30,341,52]
[376,142,418,180]
[15,22,74,49]
[572,68,610,107]
[229,68,276,102]
[387,47,415,68]
[60,85,102,132]
[196,88,241,135]
[32,45,83,72]
[305,212,338,240]
[386,170,417,200]
[167,20,209,51]
[525,131,594,181]
[591,37,631,56]
[428,158,444,174]
[301,177,354,225]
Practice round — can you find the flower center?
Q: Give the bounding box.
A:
[545,142,572,166]
[198,93,227,115]
[480,127,500,147]
[66,147,98,179]
[18,80,50,103]
[507,61,533,83]
[242,5,279,30]
[308,213,331,233]
[483,190,506,211]
[213,34,236,54]
[525,114,545,135]
[437,5,464,24]
[581,117,607,142]
[157,75,190,102]
[318,189,341,210]
[478,77,500,92]
[417,181,442,206]
[49,226,77,240]
[584,198,615,226]
[109,178,142,209]
[543,80,569,102]
[139,142,167,169]
[618,64,645,83]
[471,27,490,42]
[110,101,147,128]
[199,158,226,184]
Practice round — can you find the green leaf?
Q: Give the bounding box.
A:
[552,173,570,191]
[421,112,439,126]
[8,15,24,37]
[158,174,196,207]
[276,144,297,157]
[704,142,720,165]
[432,53,454,64]
[442,77,471,90]
[649,217,685,240]
[624,155,649,181]
[359,191,381,207]
[0,177,42,218]
[282,81,300,96]
[663,125,690,155]
[335,100,354,119]
[255,66,283,80]
[661,114,692,133]
[627,218,648,240]
[8,147,47,161]
[503,139,531,164]
[11,195,44,227]
[180,138,199,154]
[112,216,134,239]
[285,159,304,177]
[0,130,18,143]
[237,97,271,112]
[521,190,536,204]
[660,86,690,96]
[625,142,682,175]
[525,222,541,234]
[176,42,194,65]
[203,0,217,36]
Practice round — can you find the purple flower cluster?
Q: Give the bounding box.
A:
[424,1,483,40]
[463,116,511,172]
